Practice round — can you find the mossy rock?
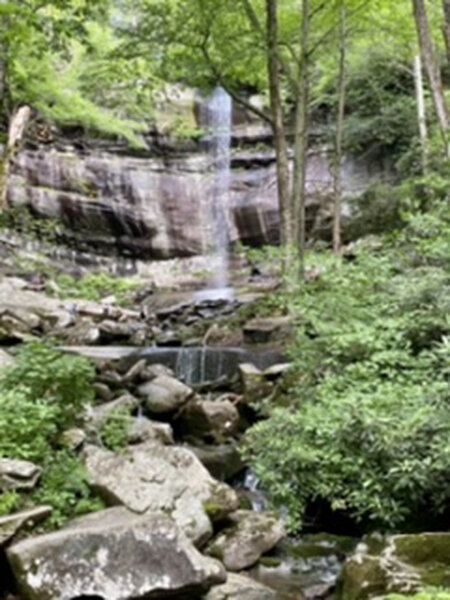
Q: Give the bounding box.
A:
[393,534,450,588]
[341,554,388,600]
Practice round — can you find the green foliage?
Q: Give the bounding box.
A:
[100,408,133,451]
[0,388,59,463]
[32,451,105,529]
[2,1,152,145]
[244,196,450,532]
[384,590,450,600]
[0,206,61,244]
[12,37,147,147]
[55,272,142,303]
[0,342,102,526]
[0,491,21,517]
[2,342,95,431]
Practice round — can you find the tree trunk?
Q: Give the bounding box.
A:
[412,0,450,158]
[333,0,346,262]
[265,0,292,257]
[414,54,428,173]
[291,0,310,279]
[443,0,450,66]
[0,106,31,210]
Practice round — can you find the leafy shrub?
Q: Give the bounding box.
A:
[244,199,450,532]
[100,408,133,451]
[0,491,20,516]
[32,452,105,529]
[0,389,59,463]
[0,343,102,526]
[2,342,95,430]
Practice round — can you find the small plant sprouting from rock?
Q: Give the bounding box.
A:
[100,407,133,452]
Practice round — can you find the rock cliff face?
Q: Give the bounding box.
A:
[8,146,385,259]
[6,90,388,259]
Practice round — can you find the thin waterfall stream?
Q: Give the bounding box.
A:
[196,86,233,301]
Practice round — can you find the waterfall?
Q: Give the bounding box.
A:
[201,86,232,300]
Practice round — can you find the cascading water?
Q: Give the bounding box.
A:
[197,86,233,301]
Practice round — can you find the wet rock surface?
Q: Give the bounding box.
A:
[207,510,285,571]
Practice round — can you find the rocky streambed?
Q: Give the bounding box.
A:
[0,263,449,600]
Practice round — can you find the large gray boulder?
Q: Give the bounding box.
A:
[84,443,239,546]
[208,510,285,571]
[178,398,240,440]
[7,507,226,600]
[137,374,193,414]
[0,459,42,492]
[205,573,277,600]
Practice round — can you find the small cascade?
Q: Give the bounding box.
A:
[240,469,270,512]
[201,86,233,300]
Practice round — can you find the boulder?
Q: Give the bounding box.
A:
[141,363,175,380]
[189,443,244,481]
[208,510,285,571]
[263,363,292,379]
[61,318,100,345]
[155,330,182,346]
[341,533,450,599]
[137,375,193,415]
[88,394,140,428]
[243,317,293,344]
[92,381,114,401]
[0,506,52,547]
[7,507,226,600]
[204,573,277,600]
[128,417,174,446]
[98,319,145,343]
[178,398,240,440]
[60,428,86,451]
[239,363,273,404]
[0,459,42,492]
[122,358,147,383]
[84,444,239,546]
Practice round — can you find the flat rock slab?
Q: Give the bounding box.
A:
[0,506,52,547]
[208,510,285,571]
[59,346,137,361]
[0,459,42,492]
[84,443,239,546]
[7,507,226,600]
[243,317,293,344]
[205,573,277,600]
